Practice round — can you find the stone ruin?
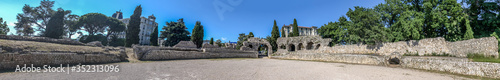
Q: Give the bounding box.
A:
[202,43,219,48]
[276,36,331,54]
[173,41,197,48]
[0,34,84,45]
[240,37,273,55]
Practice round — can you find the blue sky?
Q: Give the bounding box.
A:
[1,0,392,42]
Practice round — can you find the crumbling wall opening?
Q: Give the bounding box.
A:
[289,44,295,51]
[258,44,269,55]
[249,45,253,48]
[315,44,321,50]
[280,44,286,49]
[389,57,400,64]
[297,43,303,51]
[306,42,314,50]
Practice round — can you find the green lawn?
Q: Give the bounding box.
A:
[467,54,500,63]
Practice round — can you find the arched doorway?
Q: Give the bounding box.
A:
[297,43,303,51]
[258,44,269,55]
[288,44,295,51]
[306,42,314,50]
[280,44,286,49]
[315,44,321,50]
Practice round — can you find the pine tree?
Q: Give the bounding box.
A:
[126,5,142,47]
[160,18,190,46]
[292,18,299,37]
[191,21,204,48]
[150,25,159,46]
[0,17,9,35]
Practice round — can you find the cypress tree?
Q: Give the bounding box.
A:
[191,21,204,48]
[150,25,159,46]
[270,20,280,51]
[210,37,214,45]
[126,5,142,47]
[44,9,65,39]
[292,18,299,37]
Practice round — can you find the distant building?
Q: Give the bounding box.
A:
[281,24,318,37]
[109,11,158,45]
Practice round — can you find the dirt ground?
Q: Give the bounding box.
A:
[0,58,474,80]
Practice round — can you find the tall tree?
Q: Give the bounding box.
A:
[236,33,248,49]
[0,17,8,35]
[270,20,280,51]
[126,5,142,47]
[292,18,299,37]
[210,37,214,45]
[76,13,109,36]
[160,18,191,46]
[318,16,352,45]
[44,9,65,39]
[346,6,390,45]
[463,0,500,37]
[15,14,35,36]
[65,14,79,39]
[150,25,159,46]
[391,10,425,41]
[191,21,204,48]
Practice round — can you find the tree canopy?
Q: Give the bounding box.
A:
[160,18,191,47]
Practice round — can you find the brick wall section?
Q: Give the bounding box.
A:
[0,53,122,70]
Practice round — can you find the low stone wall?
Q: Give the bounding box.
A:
[0,53,122,70]
[401,57,500,78]
[271,53,386,65]
[448,37,498,57]
[0,35,84,45]
[316,37,498,57]
[141,50,257,60]
[133,46,258,60]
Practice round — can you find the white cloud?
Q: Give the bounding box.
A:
[221,37,227,41]
[7,22,15,26]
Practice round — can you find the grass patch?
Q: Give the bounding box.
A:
[403,52,455,57]
[467,53,500,63]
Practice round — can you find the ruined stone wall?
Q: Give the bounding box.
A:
[133,46,257,60]
[401,57,500,78]
[447,37,498,57]
[0,53,122,70]
[0,35,84,45]
[315,37,497,57]
[271,53,386,65]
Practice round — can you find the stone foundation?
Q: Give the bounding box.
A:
[310,37,498,58]
[0,35,84,45]
[133,46,258,60]
[401,57,500,78]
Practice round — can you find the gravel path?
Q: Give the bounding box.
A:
[0,58,472,80]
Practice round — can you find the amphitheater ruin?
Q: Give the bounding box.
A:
[0,34,500,79]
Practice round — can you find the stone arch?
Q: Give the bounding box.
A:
[248,44,253,48]
[288,44,295,51]
[258,44,269,55]
[280,44,286,49]
[315,44,321,50]
[297,43,303,51]
[389,57,400,64]
[306,42,314,50]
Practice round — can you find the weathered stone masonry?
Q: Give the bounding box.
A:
[277,36,498,58]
